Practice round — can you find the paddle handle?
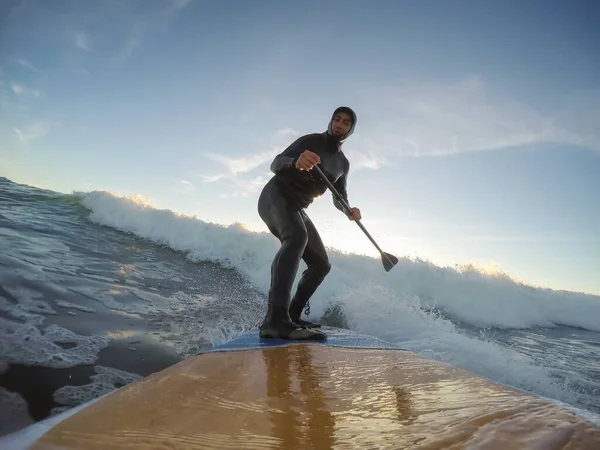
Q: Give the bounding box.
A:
[312,165,353,215]
[312,165,387,256]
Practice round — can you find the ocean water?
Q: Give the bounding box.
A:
[1,176,599,436]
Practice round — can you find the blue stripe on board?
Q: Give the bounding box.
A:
[205,327,406,353]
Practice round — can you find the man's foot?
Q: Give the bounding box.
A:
[259,321,326,340]
[294,318,322,329]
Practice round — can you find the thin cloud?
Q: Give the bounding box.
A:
[1,70,41,112]
[111,0,193,63]
[17,59,40,73]
[356,75,600,161]
[172,0,192,9]
[207,150,279,177]
[13,120,52,143]
[14,1,194,65]
[0,82,9,108]
[200,128,300,197]
[74,31,93,52]
[218,175,271,199]
[201,128,299,181]
[74,67,91,76]
[172,179,196,195]
[114,34,139,62]
[456,235,600,243]
[10,82,40,98]
[200,172,229,183]
[344,142,390,171]
[200,126,388,198]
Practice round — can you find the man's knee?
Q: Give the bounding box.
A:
[322,260,332,277]
[282,229,309,254]
[313,259,331,279]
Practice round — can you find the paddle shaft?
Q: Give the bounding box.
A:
[312,165,388,256]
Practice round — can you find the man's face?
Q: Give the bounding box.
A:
[331,112,353,137]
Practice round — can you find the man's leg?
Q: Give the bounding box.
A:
[257,181,326,340]
[288,211,331,328]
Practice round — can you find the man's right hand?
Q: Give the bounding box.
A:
[295,150,321,171]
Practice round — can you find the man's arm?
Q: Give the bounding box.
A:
[270,135,310,174]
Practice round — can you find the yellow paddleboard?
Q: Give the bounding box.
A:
[4,327,600,449]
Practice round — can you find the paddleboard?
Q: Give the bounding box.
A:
[2,326,600,449]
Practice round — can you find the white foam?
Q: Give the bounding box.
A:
[55,300,96,313]
[67,285,149,314]
[128,286,170,306]
[0,297,46,326]
[0,318,111,368]
[77,191,278,293]
[332,283,585,409]
[0,287,109,374]
[2,286,57,316]
[77,190,600,332]
[145,288,262,356]
[83,274,118,283]
[169,291,217,308]
[53,365,142,408]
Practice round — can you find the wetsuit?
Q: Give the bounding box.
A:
[257,107,356,340]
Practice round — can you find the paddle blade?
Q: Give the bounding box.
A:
[381,252,399,272]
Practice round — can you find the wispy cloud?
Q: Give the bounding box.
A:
[13,120,52,143]
[199,125,390,198]
[10,82,40,98]
[456,235,600,243]
[206,150,279,179]
[10,83,23,94]
[74,67,91,76]
[115,34,139,62]
[172,0,192,9]
[200,128,300,185]
[17,59,40,73]
[356,75,600,161]
[0,68,42,111]
[0,81,9,108]
[172,179,196,195]
[343,143,390,171]
[74,31,93,52]
[218,175,272,199]
[110,0,194,63]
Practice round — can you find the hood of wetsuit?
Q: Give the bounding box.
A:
[327,106,357,143]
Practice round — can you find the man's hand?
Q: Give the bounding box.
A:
[295,150,320,171]
[347,207,361,221]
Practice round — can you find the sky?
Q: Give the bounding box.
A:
[1,0,599,295]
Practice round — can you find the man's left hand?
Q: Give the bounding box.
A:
[347,207,361,221]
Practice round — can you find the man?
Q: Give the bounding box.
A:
[257,106,361,340]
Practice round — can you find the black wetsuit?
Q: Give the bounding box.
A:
[267,132,350,212]
[257,129,352,338]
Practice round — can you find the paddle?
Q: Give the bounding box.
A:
[312,165,399,272]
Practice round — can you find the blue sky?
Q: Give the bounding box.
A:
[1,0,599,295]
